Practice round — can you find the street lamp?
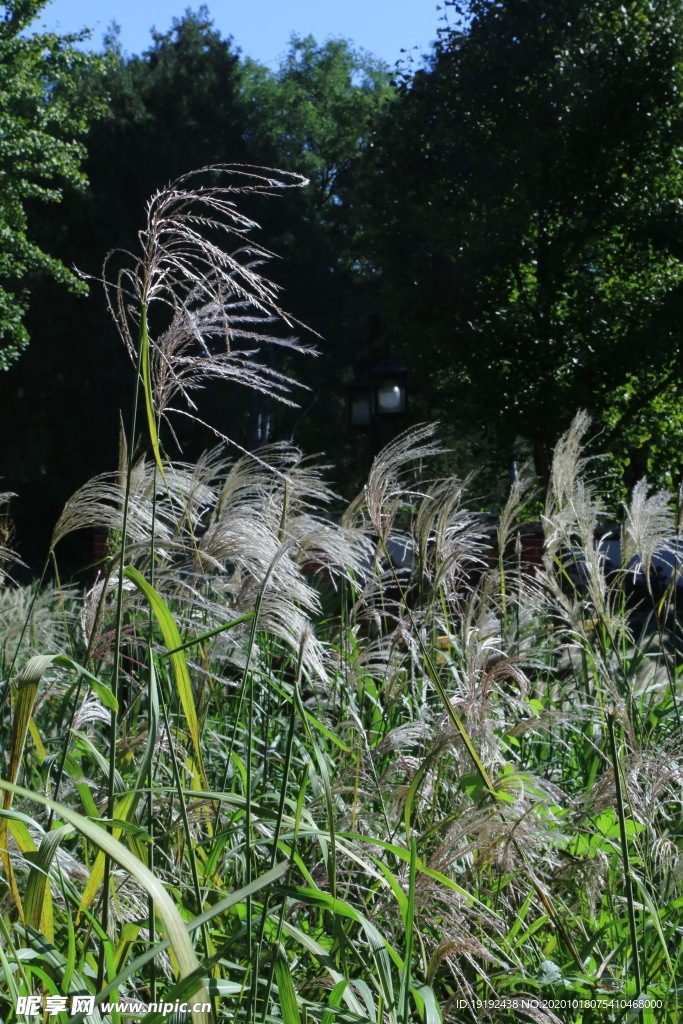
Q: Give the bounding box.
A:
[371,357,408,416]
[347,356,408,428]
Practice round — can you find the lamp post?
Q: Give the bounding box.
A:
[347,356,408,458]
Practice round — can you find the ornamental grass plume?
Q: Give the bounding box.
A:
[621,477,676,589]
[0,492,24,584]
[353,422,443,541]
[102,164,318,461]
[57,445,369,685]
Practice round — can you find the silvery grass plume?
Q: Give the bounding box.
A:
[205,441,369,585]
[545,409,593,518]
[51,464,176,553]
[102,164,317,453]
[0,492,24,585]
[413,474,488,603]
[539,416,681,713]
[540,412,622,636]
[56,445,370,683]
[544,414,680,629]
[197,443,371,681]
[621,477,676,593]
[343,424,443,634]
[0,582,78,670]
[346,423,443,542]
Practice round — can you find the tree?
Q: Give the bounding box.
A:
[89,10,247,233]
[366,0,683,486]
[0,0,104,368]
[0,17,392,570]
[238,35,393,463]
[0,9,250,572]
[241,35,390,212]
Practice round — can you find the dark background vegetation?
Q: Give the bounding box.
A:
[2,0,683,573]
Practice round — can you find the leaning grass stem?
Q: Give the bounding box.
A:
[147,461,158,1004]
[250,635,306,1024]
[99,294,145,984]
[399,837,417,1024]
[245,662,255,967]
[158,690,210,965]
[264,767,309,1020]
[46,671,85,826]
[218,544,291,969]
[606,710,643,1007]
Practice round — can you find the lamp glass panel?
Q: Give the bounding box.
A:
[376,377,405,414]
[350,394,371,426]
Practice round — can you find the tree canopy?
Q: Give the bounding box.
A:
[365,0,683,486]
[0,13,392,568]
[237,35,392,457]
[241,35,390,210]
[5,0,683,572]
[0,0,104,368]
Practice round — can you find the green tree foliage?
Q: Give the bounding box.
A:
[89,9,247,240]
[367,0,683,485]
[0,0,103,368]
[241,35,390,214]
[0,15,392,570]
[239,34,390,317]
[0,9,249,571]
[238,36,393,458]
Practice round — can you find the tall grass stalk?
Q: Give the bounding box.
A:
[98,305,145,983]
[606,712,642,1003]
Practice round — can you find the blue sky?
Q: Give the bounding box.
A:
[33,0,444,68]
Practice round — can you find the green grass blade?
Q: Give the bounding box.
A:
[274,943,303,1024]
[139,305,165,481]
[24,823,74,937]
[399,838,416,1024]
[0,780,211,1024]
[124,565,204,779]
[162,612,255,656]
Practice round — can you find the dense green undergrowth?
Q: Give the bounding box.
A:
[0,170,681,1024]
